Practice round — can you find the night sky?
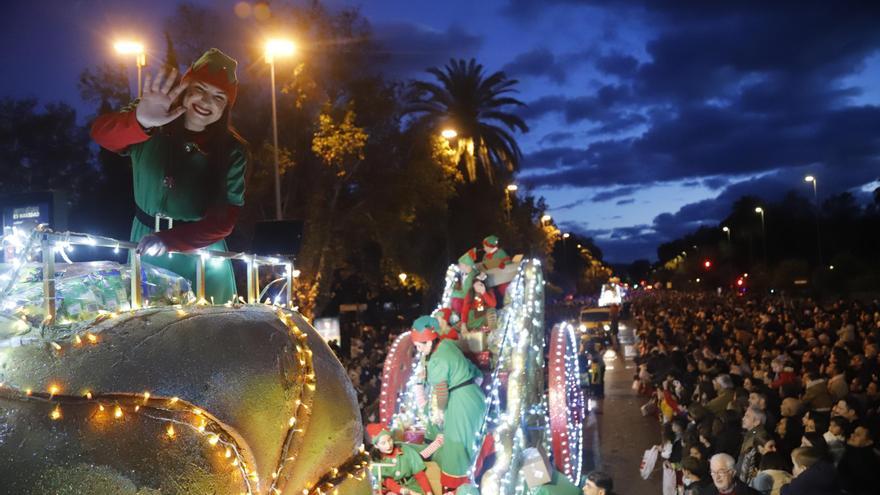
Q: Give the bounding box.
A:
[3,1,879,262]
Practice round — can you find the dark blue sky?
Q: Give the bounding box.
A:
[3,1,880,262]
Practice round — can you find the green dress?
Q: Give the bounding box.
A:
[427,339,486,477]
[377,443,430,494]
[126,130,246,304]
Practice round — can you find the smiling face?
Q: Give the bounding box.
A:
[182,81,228,131]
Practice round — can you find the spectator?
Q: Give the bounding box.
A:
[707,453,759,494]
[836,422,880,495]
[750,452,792,495]
[681,455,712,495]
[781,446,839,495]
[582,470,615,495]
[707,375,735,416]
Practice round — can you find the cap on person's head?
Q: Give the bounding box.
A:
[458,248,477,267]
[482,235,500,248]
[365,423,391,444]
[585,470,614,491]
[181,48,239,106]
[410,315,440,343]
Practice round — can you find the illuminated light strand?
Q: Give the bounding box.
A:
[0,386,258,493]
[301,450,371,495]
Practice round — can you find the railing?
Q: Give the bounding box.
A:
[6,228,294,324]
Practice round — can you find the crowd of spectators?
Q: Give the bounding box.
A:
[329,324,402,424]
[631,292,880,495]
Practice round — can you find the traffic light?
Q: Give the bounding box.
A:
[704,259,712,269]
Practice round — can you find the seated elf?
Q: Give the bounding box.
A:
[367,423,435,495]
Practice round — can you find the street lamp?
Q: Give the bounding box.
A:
[398,272,407,284]
[541,214,552,225]
[441,128,458,139]
[562,233,570,239]
[114,41,146,97]
[265,38,297,221]
[804,175,823,264]
[755,207,767,264]
[722,226,731,242]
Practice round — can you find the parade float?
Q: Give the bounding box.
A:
[0,226,371,495]
[378,239,585,494]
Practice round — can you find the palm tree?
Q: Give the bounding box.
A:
[408,58,528,183]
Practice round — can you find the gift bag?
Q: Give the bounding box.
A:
[662,463,677,495]
[639,445,659,480]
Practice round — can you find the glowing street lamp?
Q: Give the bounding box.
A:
[541,214,552,225]
[562,233,570,239]
[114,40,146,97]
[265,38,297,220]
[506,184,518,192]
[398,272,407,284]
[722,226,731,241]
[755,206,767,263]
[441,128,458,139]
[803,175,822,264]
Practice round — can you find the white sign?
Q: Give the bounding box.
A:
[313,317,341,342]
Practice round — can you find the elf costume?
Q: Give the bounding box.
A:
[91,48,245,304]
[460,276,497,331]
[412,316,486,490]
[480,235,510,270]
[450,248,478,318]
[432,308,460,341]
[367,424,433,494]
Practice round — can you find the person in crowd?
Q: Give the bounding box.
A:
[706,453,760,494]
[681,455,713,495]
[91,48,248,303]
[750,452,792,495]
[836,421,880,495]
[581,471,615,495]
[781,446,839,495]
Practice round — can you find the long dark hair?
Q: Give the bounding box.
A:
[164,88,250,206]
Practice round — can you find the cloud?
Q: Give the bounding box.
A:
[371,22,484,78]
[591,185,638,202]
[538,131,575,145]
[502,47,568,84]
[616,198,635,205]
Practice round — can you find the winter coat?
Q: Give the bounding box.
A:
[780,461,839,495]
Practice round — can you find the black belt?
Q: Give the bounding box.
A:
[448,378,476,393]
[134,204,196,232]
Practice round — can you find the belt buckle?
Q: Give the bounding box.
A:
[154,213,173,232]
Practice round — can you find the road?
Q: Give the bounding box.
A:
[581,321,662,494]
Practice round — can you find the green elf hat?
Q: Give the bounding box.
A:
[365,423,392,444]
[458,248,478,268]
[182,48,239,106]
[410,315,440,342]
[482,235,500,248]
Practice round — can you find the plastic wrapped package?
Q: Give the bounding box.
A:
[0,261,194,335]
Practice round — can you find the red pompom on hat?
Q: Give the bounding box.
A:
[181,48,239,107]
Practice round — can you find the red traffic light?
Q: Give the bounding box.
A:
[736,278,744,286]
[704,260,712,269]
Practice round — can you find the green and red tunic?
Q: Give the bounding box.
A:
[91,108,246,303]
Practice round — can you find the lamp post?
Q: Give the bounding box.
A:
[505,184,518,221]
[541,214,552,226]
[722,226,731,242]
[804,175,823,265]
[755,207,767,265]
[114,41,146,97]
[265,38,296,221]
[441,128,458,140]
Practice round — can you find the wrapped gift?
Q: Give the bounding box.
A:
[522,447,552,488]
[484,254,522,287]
[461,329,488,353]
[403,428,425,444]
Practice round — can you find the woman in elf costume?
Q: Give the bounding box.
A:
[367,423,434,495]
[91,48,247,304]
[450,249,478,318]
[411,315,487,491]
[479,235,510,270]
